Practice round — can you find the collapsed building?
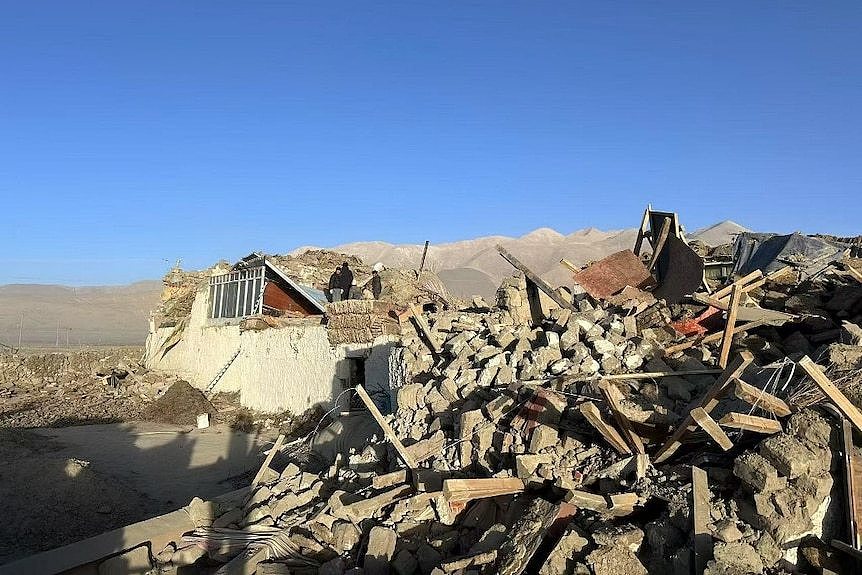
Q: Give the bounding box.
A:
[7,208,862,575]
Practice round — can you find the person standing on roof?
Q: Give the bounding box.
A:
[370,262,385,299]
[339,262,354,300]
[327,266,343,302]
[370,269,382,299]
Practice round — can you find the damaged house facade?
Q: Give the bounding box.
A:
[144,253,402,414]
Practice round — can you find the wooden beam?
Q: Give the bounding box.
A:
[647,216,671,272]
[733,379,791,417]
[598,380,645,453]
[579,401,632,455]
[497,245,577,312]
[692,466,712,574]
[354,384,419,469]
[417,240,430,277]
[718,413,782,434]
[409,303,442,354]
[654,352,753,463]
[799,356,862,433]
[718,283,743,368]
[252,434,285,487]
[691,408,733,451]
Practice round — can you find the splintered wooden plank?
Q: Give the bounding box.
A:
[598,380,646,453]
[799,356,862,433]
[719,413,782,434]
[354,384,419,469]
[692,466,712,574]
[691,408,733,451]
[563,489,638,516]
[497,245,577,312]
[494,498,560,575]
[733,379,792,417]
[654,352,753,464]
[443,478,525,505]
[718,283,743,368]
[579,401,632,455]
[251,434,285,487]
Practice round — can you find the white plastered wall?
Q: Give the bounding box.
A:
[145,287,398,414]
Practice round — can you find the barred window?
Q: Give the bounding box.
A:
[208,266,265,319]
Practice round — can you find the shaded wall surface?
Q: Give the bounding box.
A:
[145,288,397,413]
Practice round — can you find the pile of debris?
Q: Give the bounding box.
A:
[24,208,862,574]
[144,223,862,574]
[0,348,173,427]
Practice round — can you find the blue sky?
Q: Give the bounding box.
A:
[1,2,860,284]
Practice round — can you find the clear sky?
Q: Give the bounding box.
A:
[1,2,860,285]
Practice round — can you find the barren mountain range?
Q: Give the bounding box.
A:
[0,221,748,347]
[295,220,750,300]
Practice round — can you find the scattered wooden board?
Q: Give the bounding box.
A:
[354,384,419,469]
[409,304,442,354]
[719,413,782,434]
[497,245,577,312]
[443,478,525,505]
[564,489,638,516]
[733,379,791,417]
[251,434,285,487]
[692,466,712,574]
[718,283,743,368]
[691,408,733,451]
[598,380,645,453]
[579,401,631,455]
[799,356,862,432]
[654,352,753,463]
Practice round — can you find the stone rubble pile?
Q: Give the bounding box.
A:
[0,348,173,427]
[148,263,862,574]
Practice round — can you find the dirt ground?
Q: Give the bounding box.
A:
[0,348,296,566]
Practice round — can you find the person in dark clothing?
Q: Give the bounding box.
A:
[340,262,354,299]
[326,267,342,302]
[370,269,382,299]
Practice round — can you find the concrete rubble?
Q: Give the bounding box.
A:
[9,220,862,575]
[137,234,862,574]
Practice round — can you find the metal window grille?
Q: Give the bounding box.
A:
[208,267,265,319]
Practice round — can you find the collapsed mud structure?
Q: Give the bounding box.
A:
[6,208,862,575]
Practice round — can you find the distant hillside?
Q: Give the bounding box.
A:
[296,226,638,299]
[690,220,751,247]
[0,220,750,345]
[297,220,749,299]
[0,281,161,348]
